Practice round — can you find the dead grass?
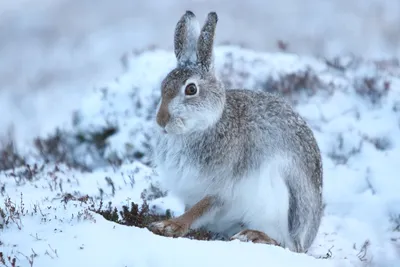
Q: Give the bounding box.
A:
[0,194,27,230]
[91,192,223,241]
[0,192,78,267]
[0,252,17,267]
[0,141,26,172]
[353,77,391,104]
[34,129,95,172]
[262,69,327,104]
[390,214,400,232]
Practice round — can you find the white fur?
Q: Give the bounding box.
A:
[155,137,294,248]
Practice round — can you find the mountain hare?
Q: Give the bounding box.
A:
[148,10,323,253]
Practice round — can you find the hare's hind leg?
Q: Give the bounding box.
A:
[230,229,280,246]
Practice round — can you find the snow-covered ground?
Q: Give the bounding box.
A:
[0,163,349,267]
[1,46,400,266]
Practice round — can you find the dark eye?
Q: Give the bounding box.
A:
[184,83,197,96]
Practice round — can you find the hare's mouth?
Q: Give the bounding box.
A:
[164,117,186,134]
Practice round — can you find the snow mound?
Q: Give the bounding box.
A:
[1,46,400,267]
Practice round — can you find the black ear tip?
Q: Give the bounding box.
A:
[208,12,218,22]
[185,10,196,18]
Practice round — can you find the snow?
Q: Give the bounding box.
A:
[0,164,349,267]
[1,46,400,267]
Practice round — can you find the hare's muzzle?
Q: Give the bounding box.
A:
[156,99,171,128]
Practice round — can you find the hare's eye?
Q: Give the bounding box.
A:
[184,83,197,96]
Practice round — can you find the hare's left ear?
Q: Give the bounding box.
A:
[174,11,201,66]
[196,12,218,72]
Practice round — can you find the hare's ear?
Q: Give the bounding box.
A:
[196,12,218,72]
[174,11,200,66]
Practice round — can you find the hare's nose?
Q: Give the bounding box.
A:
[156,101,170,128]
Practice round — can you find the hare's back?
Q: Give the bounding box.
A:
[223,89,321,176]
[224,89,299,128]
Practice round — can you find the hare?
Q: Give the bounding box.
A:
[148,10,323,253]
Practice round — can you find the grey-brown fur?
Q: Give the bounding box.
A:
[174,11,200,67]
[196,12,218,72]
[151,11,323,253]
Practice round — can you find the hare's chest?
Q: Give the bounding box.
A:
[159,164,206,206]
[154,135,235,206]
[154,139,212,205]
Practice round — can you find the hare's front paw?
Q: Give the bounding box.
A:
[148,219,189,238]
[230,229,280,246]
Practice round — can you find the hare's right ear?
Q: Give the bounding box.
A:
[174,11,200,66]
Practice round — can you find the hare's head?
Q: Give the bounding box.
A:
[156,11,225,135]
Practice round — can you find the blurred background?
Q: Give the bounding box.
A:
[1,0,399,144]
